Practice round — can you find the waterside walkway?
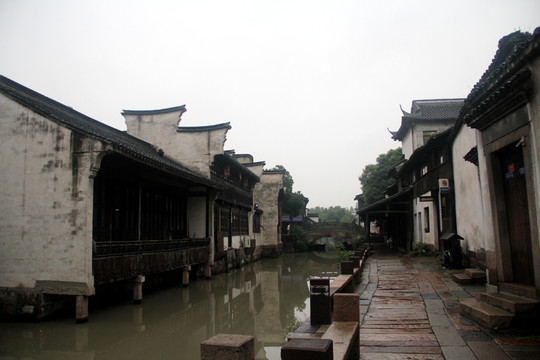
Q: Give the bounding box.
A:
[357,244,540,360]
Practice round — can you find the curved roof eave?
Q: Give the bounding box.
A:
[177,122,231,132]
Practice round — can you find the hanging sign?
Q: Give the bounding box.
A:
[439,178,450,194]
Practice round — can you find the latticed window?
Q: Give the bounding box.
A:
[231,208,249,236]
[219,208,230,233]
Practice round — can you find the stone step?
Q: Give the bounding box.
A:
[499,282,538,299]
[480,292,539,314]
[459,298,513,330]
[451,272,473,284]
[465,268,486,279]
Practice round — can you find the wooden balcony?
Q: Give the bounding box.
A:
[92,238,210,285]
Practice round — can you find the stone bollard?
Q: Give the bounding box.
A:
[281,338,333,360]
[333,293,359,322]
[200,334,254,360]
[340,261,354,275]
[349,256,360,269]
[310,278,332,325]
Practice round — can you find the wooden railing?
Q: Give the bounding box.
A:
[93,238,210,258]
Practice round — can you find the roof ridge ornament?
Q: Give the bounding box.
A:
[399,104,411,116]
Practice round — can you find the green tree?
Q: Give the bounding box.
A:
[270,165,307,218]
[309,206,354,223]
[359,148,403,205]
[283,191,307,218]
[271,165,293,193]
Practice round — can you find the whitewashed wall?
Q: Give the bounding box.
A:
[124,109,229,177]
[0,94,95,294]
[452,125,486,254]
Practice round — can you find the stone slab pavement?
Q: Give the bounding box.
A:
[356,244,540,360]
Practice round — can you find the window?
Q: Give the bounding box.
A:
[423,130,437,145]
[232,208,249,236]
[424,207,430,233]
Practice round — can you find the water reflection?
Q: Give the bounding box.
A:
[0,252,338,360]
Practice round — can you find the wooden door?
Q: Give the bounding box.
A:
[500,145,534,285]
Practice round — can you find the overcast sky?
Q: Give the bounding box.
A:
[1,1,538,209]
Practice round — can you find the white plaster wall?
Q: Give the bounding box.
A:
[174,129,229,176]
[124,111,229,177]
[528,56,540,252]
[124,110,182,151]
[452,125,485,254]
[401,129,414,159]
[475,132,496,253]
[418,195,437,248]
[187,196,207,239]
[254,172,284,247]
[0,94,94,292]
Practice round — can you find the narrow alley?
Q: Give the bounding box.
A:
[358,244,540,360]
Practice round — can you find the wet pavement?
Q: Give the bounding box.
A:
[357,244,540,360]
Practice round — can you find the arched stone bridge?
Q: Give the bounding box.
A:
[304,222,360,243]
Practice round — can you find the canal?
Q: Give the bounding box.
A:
[0,252,338,360]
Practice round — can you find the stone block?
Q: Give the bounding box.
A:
[341,261,354,275]
[281,338,333,360]
[200,334,254,360]
[333,293,359,322]
[349,256,360,268]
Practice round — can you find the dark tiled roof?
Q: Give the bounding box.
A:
[0,75,220,188]
[458,27,540,129]
[122,105,186,116]
[213,153,260,182]
[392,98,464,141]
[407,99,465,119]
[178,123,231,132]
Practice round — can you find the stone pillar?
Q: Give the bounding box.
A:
[183,266,191,287]
[75,324,89,350]
[75,295,89,323]
[133,275,145,304]
[200,334,254,360]
[204,264,212,279]
[132,306,145,332]
[310,278,331,325]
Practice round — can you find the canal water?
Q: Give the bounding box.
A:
[0,252,338,360]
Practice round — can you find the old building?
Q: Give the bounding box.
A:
[0,75,284,320]
[454,28,540,299]
[390,99,464,159]
[122,109,285,269]
[234,153,286,257]
[357,98,463,251]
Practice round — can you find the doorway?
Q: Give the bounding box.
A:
[498,143,534,285]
